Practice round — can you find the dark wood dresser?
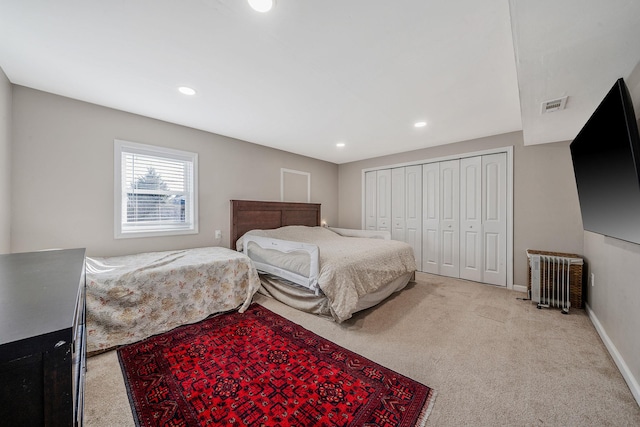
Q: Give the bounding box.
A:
[0,248,86,426]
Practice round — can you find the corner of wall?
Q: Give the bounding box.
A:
[627,58,640,120]
[0,66,11,254]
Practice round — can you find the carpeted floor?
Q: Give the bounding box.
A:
[85,273,640,426]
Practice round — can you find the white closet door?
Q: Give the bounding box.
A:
[460,156,483,282]
[376,169,391,231]
[482,153,507,286]
[405,165,422,270]
[422,163,440,274]
[439,160,459,278]
[365,171,377,230]
[391,168,406,242]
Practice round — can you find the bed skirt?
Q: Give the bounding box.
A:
[257,272,413,322]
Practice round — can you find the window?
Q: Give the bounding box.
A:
[114,140,198,238]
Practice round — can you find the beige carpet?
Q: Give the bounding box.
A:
[84,273,640,426]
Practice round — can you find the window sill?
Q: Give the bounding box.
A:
[115,227,198,239]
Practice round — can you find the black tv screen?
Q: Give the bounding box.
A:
[570,78,640,245]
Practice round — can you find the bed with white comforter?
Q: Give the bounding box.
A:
[85,247,261,353]
[237,226,416,322]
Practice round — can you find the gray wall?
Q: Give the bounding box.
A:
[10,86,339,256]
[584,232,640,395]
[337,131,584,287]
[582,63,640,402]
[0,67,10,254]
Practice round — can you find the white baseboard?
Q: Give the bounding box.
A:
[513,284,527,293]
[414,271,528,293]
[585,303,640,407]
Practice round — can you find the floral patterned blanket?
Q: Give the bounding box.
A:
[85,247,261,353]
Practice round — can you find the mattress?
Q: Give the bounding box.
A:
[85,247,261,353]
[237,226,417,322]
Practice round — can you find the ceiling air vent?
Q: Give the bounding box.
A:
[541,96,568,114]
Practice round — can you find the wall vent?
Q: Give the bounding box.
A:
[541,96,568,114]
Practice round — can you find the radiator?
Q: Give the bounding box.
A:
[529,254,582,314]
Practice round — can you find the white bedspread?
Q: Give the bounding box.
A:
[85,247,260,353]
[238,226,416,322]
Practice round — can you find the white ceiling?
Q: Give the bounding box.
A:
[1,0,639,164]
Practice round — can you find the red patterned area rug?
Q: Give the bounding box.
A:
[118,304,436,426]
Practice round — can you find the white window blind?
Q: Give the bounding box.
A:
[114,140,198,238]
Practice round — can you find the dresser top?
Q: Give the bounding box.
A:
[0,248,86,346]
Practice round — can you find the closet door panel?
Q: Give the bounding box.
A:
[439,160,459,278]
[376,169,391,231]
[484,232,500,276]
[405,165,422,270]
[422,163,439,274]
[441,230,456,268]
[391,168,406,242]
[482,153,507,286]
[460,156,483,282]
[365,171,377,230]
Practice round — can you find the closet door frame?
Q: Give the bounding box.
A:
[361,146,514,290]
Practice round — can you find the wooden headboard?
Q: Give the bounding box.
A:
[230,200,321,249]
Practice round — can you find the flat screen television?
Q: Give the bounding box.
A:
[570,77,640,245]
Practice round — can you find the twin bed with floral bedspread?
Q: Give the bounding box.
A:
[85,247,261,354]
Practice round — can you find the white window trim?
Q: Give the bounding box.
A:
[114,139,198,239]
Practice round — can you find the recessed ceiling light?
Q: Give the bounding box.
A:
[414,121,427,128]
[248,0,275,12]
[336,142,346,148]
[178,86,196,96]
